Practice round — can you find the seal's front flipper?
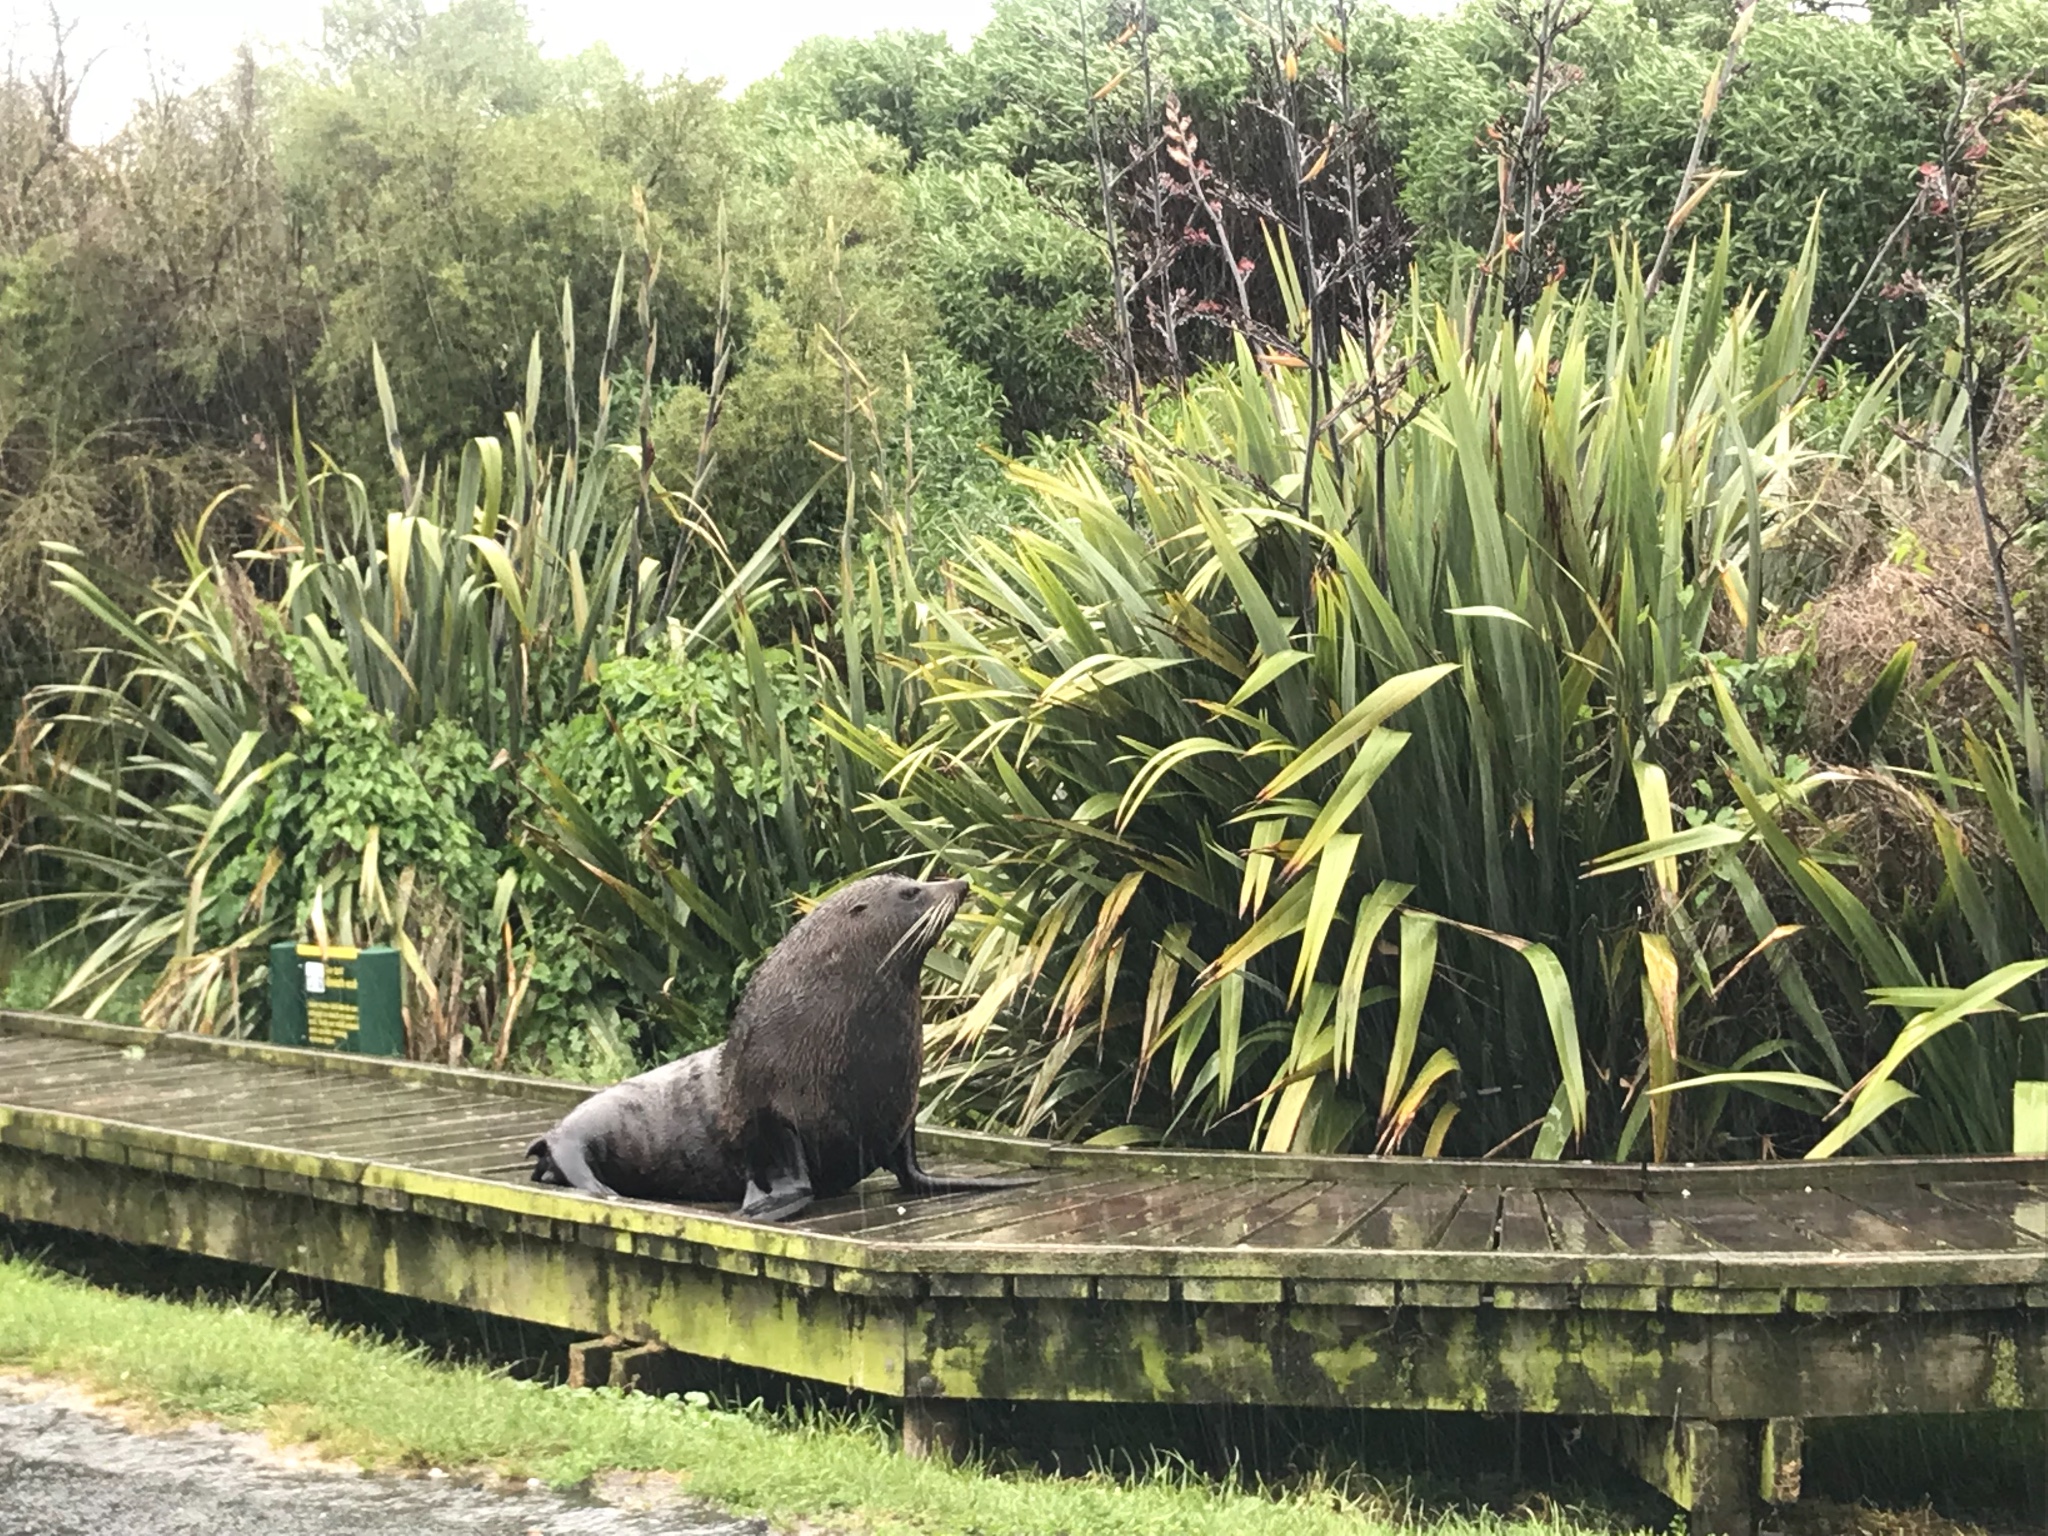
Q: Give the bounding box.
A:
[887,1129,1037,1198]
[740,1172,814,1222]
[527,1133,618,1198]
[739,1119,814,1223]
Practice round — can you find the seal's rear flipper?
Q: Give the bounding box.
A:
[527,1132,618,1197]
[527,1136,563,1185]
[887,1129,1037,1198]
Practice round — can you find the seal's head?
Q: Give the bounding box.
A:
[811,872,969,976]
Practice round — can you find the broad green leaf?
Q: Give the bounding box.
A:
[1229,649,1311,707]
[1531,1082,1573,1161]
[1335,880,1410,1078]
[1640,931,1679,1160]
[1630,760,1679,898]
[1281,728,1410,878]
[1382,1047,1459,1153]
[1847,641,1916,754]
[1853,960,2048,1102]
[1259,663,1457,802]
[1289,832,1359,1005]
[1809,1079,1917,1160]
[1380,910,1438,1129]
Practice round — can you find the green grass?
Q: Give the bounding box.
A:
[0,1254,1665,1536]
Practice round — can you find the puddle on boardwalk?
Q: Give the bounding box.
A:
[0,1384,770,1536]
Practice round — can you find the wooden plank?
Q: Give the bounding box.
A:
[287,1101,543,1149]
[207,1100,508,1154]
[393,1137,557,1176]
[1844,1187,2046,1253]
[183,1084,487,1136]
[797,1171,1143,1242]
[1538,1190,1632,1255]
[1926,1182,2048,1246]
[1105,1180,1320,1249]
[319,1112,548,1163]
[1571,1189,1720,1254]
[791,1181,1031,1237]
[439,1162,563,1190]
[146,1074,434,1130]
[1230,1180,1400,1249]
[1793,1288,1900,1314]
[1339,1183,1469,1252]
[0,1043,264,1086]
[172,1083,476,1137]
[1594,1418,1761,1536]
[1432,1187,1504,1253]
[1776,1188,1929,1252]
[1183,1276,1283,1304]
[0,1039,133,1075]
[0,1012,592,1110]
[946,1177,1265,1249]
[1644,1191,1840,1254]
[1140,1180,1334,1248]
[1496,1190,1557,1252]
[21,1069,343,1126]
[1,1053,223,1100]
[1049,1178,1304,1247]
[3,1056,324,1110]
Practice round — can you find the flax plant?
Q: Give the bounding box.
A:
[836,226,1897,1159]
[1596,666,2048,1158]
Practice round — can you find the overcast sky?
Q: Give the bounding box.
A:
[14,1,1006,143]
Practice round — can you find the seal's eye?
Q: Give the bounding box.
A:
[900,888,917,901]
[851,902,869,915]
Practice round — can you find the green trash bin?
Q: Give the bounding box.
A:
[269,942,403,1056]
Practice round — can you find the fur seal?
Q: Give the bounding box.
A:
[723,872,1027,1221]
[527,872,1028,1222]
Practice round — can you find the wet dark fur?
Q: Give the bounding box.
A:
[525,1044,743,1201]
[725,873,1017,1220]
[527,872,1029,1221]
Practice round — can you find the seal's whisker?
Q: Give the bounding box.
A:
[884,907,939,966]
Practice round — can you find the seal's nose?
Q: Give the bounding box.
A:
[937,877,970,900]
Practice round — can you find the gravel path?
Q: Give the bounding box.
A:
[0,1382,768,1536]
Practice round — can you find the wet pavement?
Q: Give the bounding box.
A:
[0,1384,768,1536]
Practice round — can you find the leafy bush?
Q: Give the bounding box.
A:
[9,279,720,1059]
[523,632,842,1056]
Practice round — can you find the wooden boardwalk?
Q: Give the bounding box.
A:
[0,1009,2042,1534]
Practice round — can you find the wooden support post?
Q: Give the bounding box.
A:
[901,1397,969,1463]
[1593,1417,1762,1536]
[1760,1416,1802,1506]
[609,1342,689,1398]
[566,1336,623,1390]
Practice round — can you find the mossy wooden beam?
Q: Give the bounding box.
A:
[9,1090,2041,1294]
[0,1141,915,1395]
[1594,1418,1763,1536]
[4,1138,2042,1420]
